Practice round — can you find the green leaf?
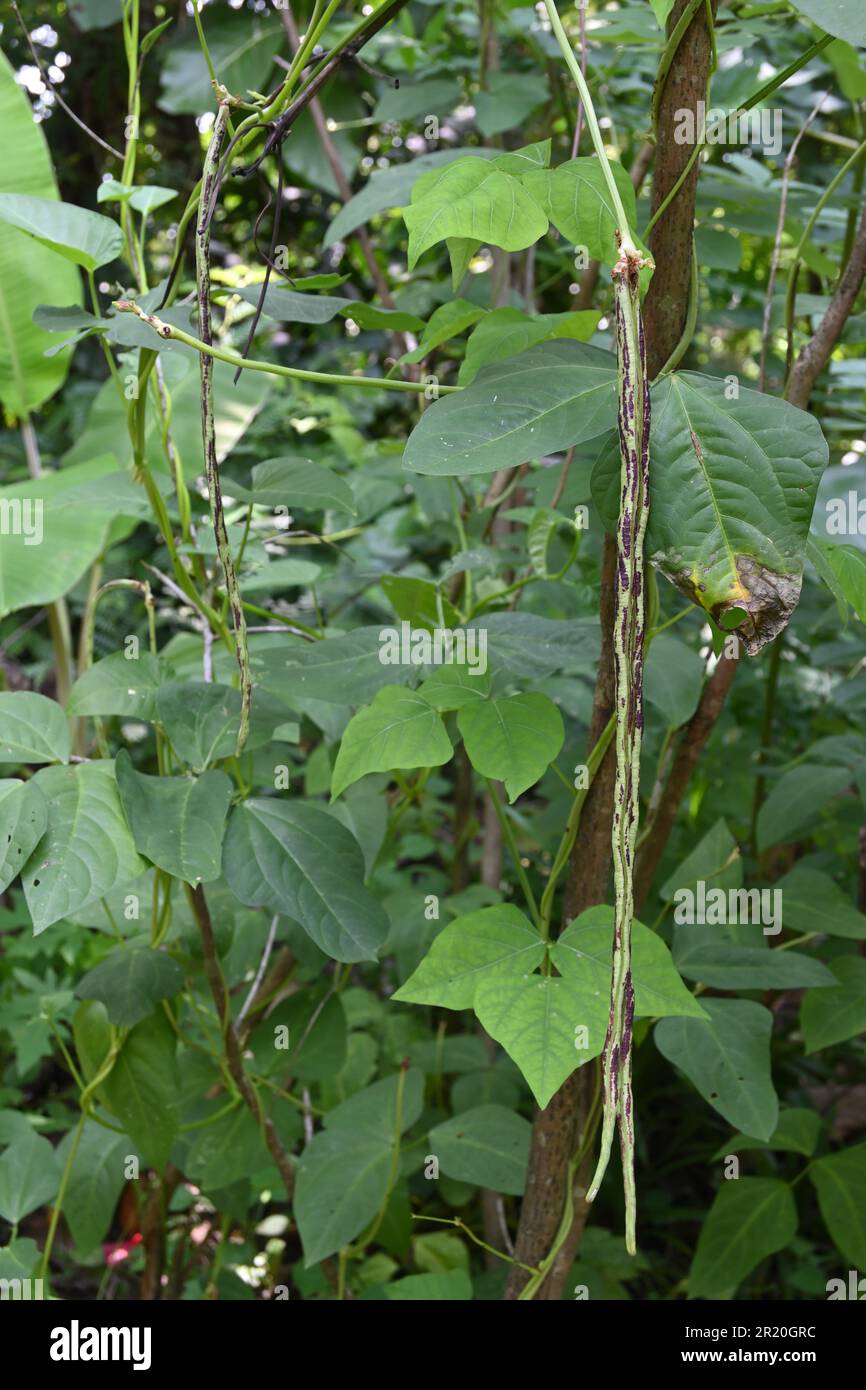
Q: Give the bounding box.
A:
[551,907,708,1020]
[474,973,607,1109]
[458,307,600,385]
[757,764,850,852]
[73,1000,113,1087]
[392,904,545,1009]
[674,931,836,989]
[0,460,118,621]
[253,627,414,706]
[792,1,866,46]
[101,1012,179,1171]
[475,72,548,138]
[67,651,164,720]
[776,866,866,939]
[0,1129,60,1224]
[428,1104,531,1194]
[380,575,460,631]
[295,1070,423,1264]
[230,283,352,326]
[250,987,347,1083]
[659,818,742,903]
[810,1144,866,1269]
[223,798,389,963]
[800,956,866,1052]
[373,77,463,123]
[645,635,706,728]
[811,540,866,624]
[718,1108,822,1158]
[0,692,70,765]
[0,52,81,416]
[593,373,829,653]
[689,1178,798,1298]
[332,687,452,800]
[403,157,548,267]
[185,1106,267,1191]
[155,681,246,771]
[523,156,640,266]
[401,299,487,364]
[404,340,617,477]
[22,762,146,935]
[416,663,491,709]
[76,946,184,1027]
[0,780,48,894]
[654,1000,778,1140]
[324,148,499,248]
[457,693,564,801]
[382,1270,473,1300]
[0,193,122,272]
[58,1122,131,1252]
[115,750,232,886]
[158,10,282,115]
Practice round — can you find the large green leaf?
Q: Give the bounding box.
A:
[76,946,184,1027]
[810,1144,866,1269]
[654,1000,778,1140]
[158,10,282,115]
[393,904,545,1009]
[295,1070,423,1264]
[253,628,414,706]
[800,956,866,1052]
[0,52,81,416]
[100,1012,179,1171]
[64,353,272,482]
[57,1123,131,1252]
[185,1106,267,1192]
[0,692,69,765]
[644,635,706,728]
[0,1129,60,1224]
[474,72,548,138]
[719,1107,821,1158]
[428,1104,531,1194]
[222,456,355,513]
[223,798,389,962]
[592,373,828,653]
[812,541,866,624]
[324,149,499,247]
[115,751,232,886]
[404,341,617,477]
[0,780,47,894]
[458,308,600,385]
[67,651,165,721]
[792,1,866,45]
[403,157,548,267]
[458,692,564,802]
[776,866,866,939]
[674,930,835,990]
[249,986,347,1083]
[22,761,146,935]
[0,193,122,272]
[522,156,640,266]
[332,687,453,800]
[659,817,742,903]
[0,460,119,621]
[474,973,607,1108]
[756,764,851,852]
[689,1178,798,1298]
[551,907,707,1020]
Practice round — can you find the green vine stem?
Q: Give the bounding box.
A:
[196,103,252,757]
[112,298,460,396]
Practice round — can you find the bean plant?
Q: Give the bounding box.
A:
[0,0,865,1305]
